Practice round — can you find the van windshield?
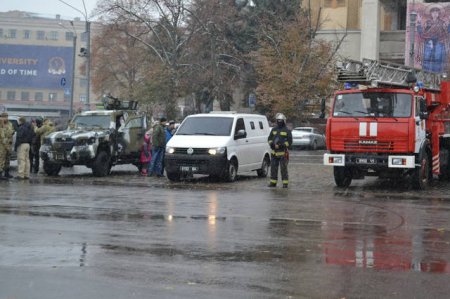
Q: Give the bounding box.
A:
[176,117,234,136]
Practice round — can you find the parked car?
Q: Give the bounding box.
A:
[291,127,325,150]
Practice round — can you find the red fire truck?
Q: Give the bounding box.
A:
[324,59,450,189]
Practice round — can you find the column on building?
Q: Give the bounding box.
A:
[360,0,381,60]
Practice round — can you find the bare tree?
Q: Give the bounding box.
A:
[91,22,151,100]
[253,6,345,121]
[95,0,203,118]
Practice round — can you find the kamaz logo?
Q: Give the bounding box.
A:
[359,140,377,145]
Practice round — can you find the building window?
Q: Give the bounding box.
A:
[8,29,17,39]
[7,91,16,101]
[79,78,88,88]
[21,92,30,101]
[49,31,58,40]
[48,93,57,102]
[23,30,31,39]
[64,93,71,102]
[35,92,43,101]
[37,30,45,40]
[65,31,74,41]
[79,94,87,103]
[81,32,88,42]
[324,0,346,8]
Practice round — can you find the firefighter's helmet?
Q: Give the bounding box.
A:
[275,113,286,121]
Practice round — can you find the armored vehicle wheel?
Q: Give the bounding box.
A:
[92,151,111,177]
[167,172,181,182]
[334,166,352,188]
[223,160,238,182]
[257,155,270,177]
[43,161,62,176]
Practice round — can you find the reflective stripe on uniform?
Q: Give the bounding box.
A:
[270,179,277,184]
[282,180,289,184]
[271,151,285,156]
[280,132,288,136]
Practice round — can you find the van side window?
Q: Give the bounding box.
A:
[250,121,255,130]
[235,118,245,134]
[259,121,263,129]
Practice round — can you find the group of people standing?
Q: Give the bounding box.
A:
[140,117,176,177]
[0,112,54,180]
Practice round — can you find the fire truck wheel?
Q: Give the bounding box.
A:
[412,154,431,190]
[334,166,352,188]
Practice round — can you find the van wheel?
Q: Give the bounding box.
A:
[223,160,238,182]
[43,161,62,176]
[257,156,270,177]
[167,172,181,182]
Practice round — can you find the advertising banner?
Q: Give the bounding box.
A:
[0,44,74,90]
[406,2,450,73]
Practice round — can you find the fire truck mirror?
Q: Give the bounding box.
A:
[419,98,429,120]
[320,98,326,119]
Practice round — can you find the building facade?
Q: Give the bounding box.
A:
[0,11,96,119]
[302,0,419,64]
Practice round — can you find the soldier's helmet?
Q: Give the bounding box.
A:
[275,113,286,121]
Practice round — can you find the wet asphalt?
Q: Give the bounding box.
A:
[1,150,450,298]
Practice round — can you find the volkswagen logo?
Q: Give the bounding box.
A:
[187,148,194,155]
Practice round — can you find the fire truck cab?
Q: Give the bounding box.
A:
[324,59,450,189]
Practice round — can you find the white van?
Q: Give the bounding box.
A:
[165,112,271,182]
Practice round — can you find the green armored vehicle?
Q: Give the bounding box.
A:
[40,97,147,176]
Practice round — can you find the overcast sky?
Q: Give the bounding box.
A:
[0,0,99,20]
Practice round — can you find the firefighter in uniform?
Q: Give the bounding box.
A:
[268,113,292,188]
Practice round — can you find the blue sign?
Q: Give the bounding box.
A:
[0,45,74,90]
[248,93,256,108]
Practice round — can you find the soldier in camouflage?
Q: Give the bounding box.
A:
[0,112,15,179]
[34,118,56,145]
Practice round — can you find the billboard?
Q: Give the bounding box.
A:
[406,3,450,73]
[0,44,74,90]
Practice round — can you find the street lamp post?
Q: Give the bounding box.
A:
[59,21,77,118]
[57,0,90,111]
[85,20,91,111]
[70,34,77,117]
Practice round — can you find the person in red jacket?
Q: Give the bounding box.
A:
[140,129,152,175]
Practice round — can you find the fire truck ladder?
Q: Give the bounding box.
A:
[337,58,442,91]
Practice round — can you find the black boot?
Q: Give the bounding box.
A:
[4,170,13,179]
[0,171,7,180]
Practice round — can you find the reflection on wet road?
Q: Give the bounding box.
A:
[1,150,450,298]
